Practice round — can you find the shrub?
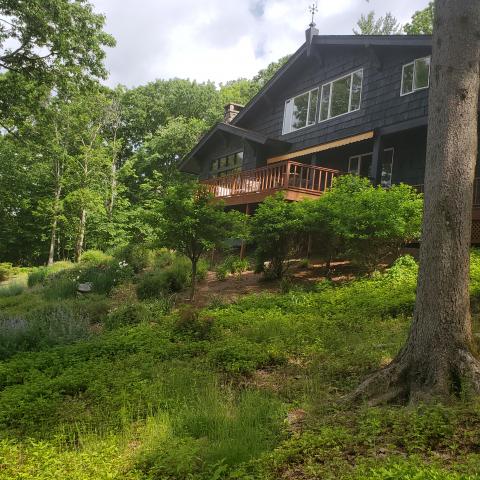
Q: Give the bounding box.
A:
[0,305,91,358]
[207,337,285,375]
[318,175,423,272]
[0,262,13,282]
[251,193,306,279]
[104,303,150,330]
[113,244,155,273]
[28,267,49,287]
[0,283,25,297]
[173,306,215,340]
[137,256,207,300]
[79,249,113,267]
[216,264,229,281]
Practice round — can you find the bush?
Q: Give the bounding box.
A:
[207,337,285,375]
[173,306,215,340]
[0,282,25,298]
[136,256,208,300]
[104,303,150,330]
[79,250,113,267]
[251,193,306,279]
[0,262,13,282]
[216,264,229,281]
[27,267,49,287]
[113,244,155,273]
[317,176,423,272]
[0,305,91,358]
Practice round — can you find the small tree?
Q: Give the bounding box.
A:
[159,182,246,300]
[251,193,305,279]
[353,11,402,35]
[318,175,423,272]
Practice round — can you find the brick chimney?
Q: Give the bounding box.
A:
[223,103,244,124]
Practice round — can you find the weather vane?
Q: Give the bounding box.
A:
[309,2,318,27]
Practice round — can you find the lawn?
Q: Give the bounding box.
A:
[1,254,480,479]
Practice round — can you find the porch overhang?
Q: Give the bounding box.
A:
[267,130,375,164]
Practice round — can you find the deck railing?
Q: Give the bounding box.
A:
[202,161,340,199]
[413,178,480,206]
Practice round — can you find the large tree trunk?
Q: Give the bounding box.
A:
[352,0,480,404]
[75,208,87,262]
[47,184,62,266]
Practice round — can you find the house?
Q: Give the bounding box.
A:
[180,25,480,242]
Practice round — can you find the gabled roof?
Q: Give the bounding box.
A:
[232,34,432,126]
[180,122,290,171]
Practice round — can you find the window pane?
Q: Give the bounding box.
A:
[292,92,309,130]
[349,156,359,174]
[350,70,363,111]
[381,149,394,187]
[320,84,330,121]
[307,89,318,125]
[219,157,227,168]
[360,154,373,178]
[402,63,414,95]
[414,57,430,90]
[330,75,351,118]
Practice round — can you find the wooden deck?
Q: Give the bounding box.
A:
[202,161,340,206]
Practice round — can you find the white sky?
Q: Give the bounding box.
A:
[91,0,430,88]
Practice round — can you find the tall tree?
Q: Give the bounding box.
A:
[352,0,480,404]
[353,11,402,35]
[404,2,435,35]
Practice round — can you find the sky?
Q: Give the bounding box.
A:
[91,0,430,89]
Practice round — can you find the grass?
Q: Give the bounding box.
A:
[1,253,480,478]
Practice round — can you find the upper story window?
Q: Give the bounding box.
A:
[320,69,363,122]
[401,56,430,96]
[210,151,243,178]
[282,88,319,134]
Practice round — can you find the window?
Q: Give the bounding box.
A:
[348,153,373,178]
[381,148,395,187]
[282,88,319,134]
[320,69,363,122]
[401,56,430,95]
[210,151,243,178]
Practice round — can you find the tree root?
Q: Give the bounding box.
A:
[347,348,480,406]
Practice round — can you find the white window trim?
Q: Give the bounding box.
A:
[319,68,364,123]
[348,152,373,175]
[381,147,395,187]
[400,56,431,97]
[282,87,319,135]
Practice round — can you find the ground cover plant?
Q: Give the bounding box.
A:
[1,253,480,478]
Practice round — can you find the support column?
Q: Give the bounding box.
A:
[371,133,384,186]
[239,203,250,259]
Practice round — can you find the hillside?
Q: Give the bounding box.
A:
[1,254,480,479]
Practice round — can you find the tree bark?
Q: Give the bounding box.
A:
[190,259,198,301]
[47,184,62,266]
[75,208,87,262]
[352,0,480,404]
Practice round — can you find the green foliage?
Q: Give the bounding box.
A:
[159,182,246,298]
[354,11,402,35]
[4,255,480,477]
[216,255,250,280]
[79,250,113,267]
[0,263,13,282]
[251,193,305,279]
[0,282,26,298]
[0,304,91,359]
[315,175,423,272]
[404,2,434,35]
[173,307,215,340]
[207,337,286,375]
[104,303,150,330]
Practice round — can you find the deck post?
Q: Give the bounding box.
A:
[239,203,250,260]
[371,133,384,186]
